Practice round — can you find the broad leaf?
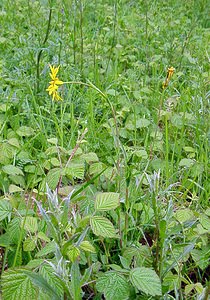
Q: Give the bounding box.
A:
[136,118,150,128]
[129,267,162,296]
[39,264,64,298]
[23,237,37,252]
[16,126,35,137]
[45,168,61,190]
[1,268,38,300]
[179,158,195,168]
[23,216,38,233]
[67,245,80,262]
[95,192,120,211]
[80,240,96,253]
[96,271,130,300]
[2,165,24,176]
[71,262,82,300]
[0,199,12,221]
[36,241,57,258]
[7,217,23,244]
[90,216,117,238]
[65,163,85,179]
[175,209,195,223]
[23,269,61,300]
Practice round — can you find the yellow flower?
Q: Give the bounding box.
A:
[163,66,175,89]
[46,65,64,101]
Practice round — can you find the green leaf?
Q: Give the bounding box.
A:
[65,163,85,179]
[47,138,58,145]
[7,217,23,244]
[136,118,150,128]
[179,158,195,168]
[23,269,61,300]
[1,268,38,300]
[90,216,117,238]
[39,264,64,298]
[67,245,80,262]
[45,168,61,190]
[8,138,20,148]
[175,209,195,223]
[95,192,120,211]
[36,241,57,258]
[80,240,96,253]
[23,216,38,233]
[9,184,24,193]
[80,152,99,163]
[0,199,12,221]
[23,237,37,251]
[129,267,162,296]
[16,126,35,137]
[0,142,16,162]
[37,231,50,242]
[96,271,130,300]
[191,248,210,270]
[199,214,210,231]
[26,259,45,269]
[71,262,82,300]
[0,232,11,247]
[2,165,24,176]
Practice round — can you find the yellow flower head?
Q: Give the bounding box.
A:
[163,66,175,89]
[46,65,64,101]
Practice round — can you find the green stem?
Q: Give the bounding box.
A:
[165,114,169,185]
[36,4,53,93]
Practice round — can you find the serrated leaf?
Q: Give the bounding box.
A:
[67,245,80,262]
[16,126,35,137]
[199,214,210,231]
[1,268,38,300]
[179,158,195,167]
[45,168,61,190]
[0,142,16,161]
[136,118,150,128]
[80,152,99,163]
[39,264,64,298]
[191,248,210,270]
[50,157,60,167]
[95,192,120,211]
[175,209,195,223]
[23,237,37,251]
[36,241,57,258]
[26,259,45,269]
[23,269,61,300]
[80,241,96,253]
[2,165,24,176]
[7,217,23,244]
[90,216,117,238]
[71,262,82,300]
[96,271,130,300]
[47,138,58,145]
[0,232,11,247]
[8,138,20,148]
[89,162,104,175]
[23,216,38,233]
[9,184,24,193]
[0,199,12,221]
[129,267,162,296]
[65,163,84,179]
[37,232,50,242]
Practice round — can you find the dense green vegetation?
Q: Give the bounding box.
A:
[0,0,209,299]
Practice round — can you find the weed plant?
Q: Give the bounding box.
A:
[0,0,209,299]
